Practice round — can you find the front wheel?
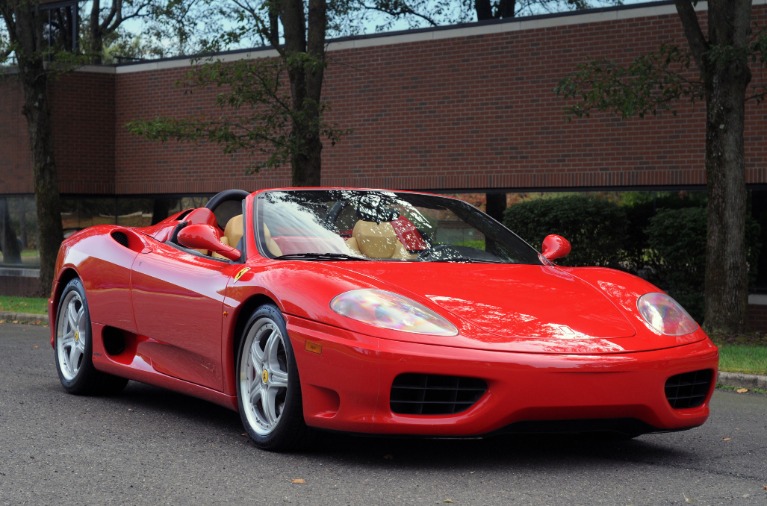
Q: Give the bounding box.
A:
[236,305,309,451]
[54,278,128,395]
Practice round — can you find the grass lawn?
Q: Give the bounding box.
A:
[718,344,767,376]
[0,296,48,315]
[1,296,765,376]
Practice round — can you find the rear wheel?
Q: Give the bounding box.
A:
[236,304,309,451]
[54,278,127,395]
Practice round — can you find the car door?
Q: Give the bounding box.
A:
[131,242,231,391]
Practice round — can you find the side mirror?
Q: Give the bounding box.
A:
[178,224,241,261]
[541,234,571,261]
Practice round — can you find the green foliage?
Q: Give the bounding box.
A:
[644,207,761,323]
[644,207,708,321]
[503,195,628,267]
[620,191,705,272]
[554,45,703,119]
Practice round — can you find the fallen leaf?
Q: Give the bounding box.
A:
[736,388,749,394]
[443,500,454,504]
[291,478,305,485]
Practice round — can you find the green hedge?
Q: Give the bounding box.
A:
[644,207,708,321]
[502,194,761,325]
[645,207,761,323]
[503,195,628,267]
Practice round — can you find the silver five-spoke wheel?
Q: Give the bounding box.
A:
[56,289,87,381]
[54,278,128,395]
[240,317,289,435]
[236,305,308,451]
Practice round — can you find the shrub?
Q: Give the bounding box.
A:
[644,207,761,323]
[644,207,707,321]
[503,195,629,267]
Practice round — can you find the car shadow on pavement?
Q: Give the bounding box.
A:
[65,379,695,469]
[309,431,693,470]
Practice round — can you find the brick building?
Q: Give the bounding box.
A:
[1,1,767,326]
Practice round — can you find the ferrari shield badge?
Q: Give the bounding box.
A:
[233,267,251,283]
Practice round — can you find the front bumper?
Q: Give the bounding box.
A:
[287,316,719,436]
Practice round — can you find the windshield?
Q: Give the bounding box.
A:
[255,190,542,264]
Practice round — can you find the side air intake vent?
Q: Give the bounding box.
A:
[390,373,487,415]
[665,369,714,409]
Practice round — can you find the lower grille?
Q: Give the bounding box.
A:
[665,369,714,409]
[390,373,487,415]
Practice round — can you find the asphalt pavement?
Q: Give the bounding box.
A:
[1,322,767,505]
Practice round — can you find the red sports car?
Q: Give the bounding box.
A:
[50,188,718,451]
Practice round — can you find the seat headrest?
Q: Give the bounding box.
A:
[353,220,398,259]
[224,214,244,249]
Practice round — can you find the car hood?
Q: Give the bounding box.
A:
[325,262,702,354]
[340,262,634,337]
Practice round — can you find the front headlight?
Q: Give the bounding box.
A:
[330,289,458,336]
[637,292,699,336]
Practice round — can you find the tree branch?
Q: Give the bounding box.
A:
[362,1,440,27]
[673,0,708,74]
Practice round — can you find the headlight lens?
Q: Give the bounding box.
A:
[637,292,699,336]
[330,289,458,336]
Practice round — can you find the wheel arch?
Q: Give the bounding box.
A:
[224,293,281,396]
[49,267,81,343]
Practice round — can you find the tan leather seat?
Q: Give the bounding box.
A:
[213,214,244,260]
[345,220,413,259]
[221,214,243,249]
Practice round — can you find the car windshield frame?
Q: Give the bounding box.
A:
[254,189,542,265]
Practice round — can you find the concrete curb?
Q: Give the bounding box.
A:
[0,312,48,326]
[718,371,767,390]
[1,311,765,391]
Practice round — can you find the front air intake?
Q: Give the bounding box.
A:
[390,373,487,415]
[665,369,714,409]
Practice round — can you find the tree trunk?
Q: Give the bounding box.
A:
[281,0,326,187]
[485,192,507,222]
[701,5,751,334]
[15,6,64,296]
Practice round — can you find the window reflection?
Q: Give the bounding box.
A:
[0,194,213,267]
[0,196,35,266]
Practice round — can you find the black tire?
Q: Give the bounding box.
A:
[236,304,310,451]
[54,278,128,395]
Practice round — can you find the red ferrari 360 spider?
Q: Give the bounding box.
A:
[50,188,718,450]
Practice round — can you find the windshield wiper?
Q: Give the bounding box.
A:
[423,257,505,264]
[273,252,368,261]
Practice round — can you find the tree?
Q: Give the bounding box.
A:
[128,0,338,186]
[555,0,767,334]
[0,1,152,295]
[355,0,621,31]
[83,1,155,63]
[1,1,65,295]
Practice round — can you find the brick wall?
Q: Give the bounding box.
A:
[51,71,116,194]
[2,2,767,195]
[0,77,32,193]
